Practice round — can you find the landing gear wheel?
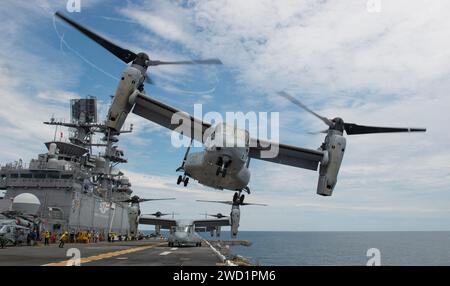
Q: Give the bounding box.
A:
[233,192,239,204]
[183,177,189,187]
[216,164,227,177]
[177,175,183,185]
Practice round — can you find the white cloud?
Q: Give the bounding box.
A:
[121,1,450,95]
[0,2,86,162]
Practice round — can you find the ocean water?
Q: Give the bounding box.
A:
[202,231,450,266]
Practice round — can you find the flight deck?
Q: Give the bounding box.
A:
[0,239,250,266]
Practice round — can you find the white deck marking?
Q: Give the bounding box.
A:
[170,248,178,251]
[159,251,171,256]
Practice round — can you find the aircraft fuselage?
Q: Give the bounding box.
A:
[184,147,250,191]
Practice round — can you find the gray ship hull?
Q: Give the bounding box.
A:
[1,189,130,236]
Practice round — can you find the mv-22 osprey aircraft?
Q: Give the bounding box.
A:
[138,194,266,240]
[116,195,175,240]
[197,193,267,238]
[138,212,231,244]
[55,12,426,205]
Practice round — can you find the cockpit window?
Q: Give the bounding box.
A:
[175,226,190,233]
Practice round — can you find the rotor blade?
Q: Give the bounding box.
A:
[344,123,427,135]
[278,91,333,127]
[117,199,132,203]
[148,58,223,66]
[138,198,176,203]
[55,12,137,64]
[196,200,233,205]
[241,203,268,206]
[307,129,328,135]
[211,214,228,218]
[148,213,170,217]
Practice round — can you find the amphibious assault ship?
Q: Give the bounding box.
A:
[0,97,137,238]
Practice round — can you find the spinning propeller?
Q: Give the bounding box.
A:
[200,212,229,219]
[196,200,267,206]
[142,211,179,218]
[146,211,170,217]
[54,12,222,84]
[278,91,426,135]
[118,195,175,204]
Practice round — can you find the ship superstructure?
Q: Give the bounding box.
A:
[0,97,136,237]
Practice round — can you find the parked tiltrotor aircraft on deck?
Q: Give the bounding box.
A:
[55,12,426,203]
[197,193,267,238]
[138,215,230,246]
[116,196,175,241]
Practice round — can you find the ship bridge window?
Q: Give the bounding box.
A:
[10,174,18,178]
[61,174,73,179]
[20,173,32,179]
[48,173,60,179]
[33,173,46,179]
[48,207,64,220]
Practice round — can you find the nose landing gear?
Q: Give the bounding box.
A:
[216,164,227,177]
[215,156,231,177]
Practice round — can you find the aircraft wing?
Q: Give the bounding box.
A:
[133,94,211,143]
[249,139,324,171]
[138,216,177,229]
[193,218,230,232]
[133,94,324,170]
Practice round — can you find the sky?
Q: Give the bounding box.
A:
[0,0,449,231]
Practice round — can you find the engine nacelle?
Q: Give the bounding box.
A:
[317,132,346,196]
[106,67,142,132]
